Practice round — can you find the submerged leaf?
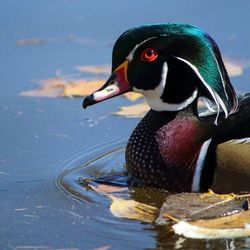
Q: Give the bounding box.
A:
[60,79,104,97]
[90,183,128,194]
[21,78,105,98]
[113,103,149,118]
[123,92,144,101]
[76,65,111,75]
[224,57,250,77]
[21,76,143,101]
[109,195,157,222]
[21,77,66,97]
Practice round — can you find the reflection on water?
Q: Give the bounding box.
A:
[56,138,250,250]
[57,138,125,201]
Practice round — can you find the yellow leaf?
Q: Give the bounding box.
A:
[90,183,128,194]
[21,76,144,101]
[123,92,144,101]
[21,78,105,98]
[60,79,104,97]
[21,77,66,97]
[76,65,111,75]
[109,195,157,222]
[224,57,250,77]
[173,210,250,239]
[113,103,149,118]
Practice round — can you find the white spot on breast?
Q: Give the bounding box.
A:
[191,138,212,192]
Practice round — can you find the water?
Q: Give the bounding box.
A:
[1,0,250,249]
[57,138,250,250]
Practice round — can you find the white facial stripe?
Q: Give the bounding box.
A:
[175,56,228,125]
[127,34,170,61]
[127,36,157,61]
[209,48,228,100]
[133,62,198,111]
[191,138,212,192]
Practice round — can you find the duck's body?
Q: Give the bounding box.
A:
[83,23,250,192]
[126,106,213,192]
[126,94,250,192]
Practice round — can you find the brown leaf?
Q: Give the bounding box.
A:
[109,195,157,222]
[123,92,144,101]
[91,183,128,194]
[173,210,250,239]
[113,103,149,118]
[21,78,105,98]
[224,57,250,77]
[21,76,144,101]
[76,65,111,75]
[21,77,66,97]
[60,79,104,97]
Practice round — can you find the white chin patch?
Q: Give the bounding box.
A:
[133,62,198,111]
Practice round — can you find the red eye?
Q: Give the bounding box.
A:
[140,48,158,62]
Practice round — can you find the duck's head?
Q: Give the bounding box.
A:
[83,23,238,123]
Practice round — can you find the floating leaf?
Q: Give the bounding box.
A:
[21,77,66,97]
[21,76,144,101]
[90,183,128,194]
[123,92,143,101]
[109,195,156,222]
[224,57,250,77]
[157,192,250,239]
[173,210,250,239]
[60,79,104,97]
[76,65,111,75]
[21,78,104,98]
[113,103,149,118]
[157,191,246,223]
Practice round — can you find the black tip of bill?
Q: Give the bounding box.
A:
[82,94,96,109]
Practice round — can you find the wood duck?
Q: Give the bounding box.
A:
[83,23,250,193]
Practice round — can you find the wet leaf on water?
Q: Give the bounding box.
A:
[21,76,143,101]
[16,38,46,46]
[173,210,250,239]
[20,78,104,98]
[104,188,250,239]
[123,92,144,101]
[224,57,250,77]
[61,79,104,97]
[90,183,128,194]
[76,65,111,75]
[157,191,245,222]
[113,103,149,118]
[158,192,250,239]
[109,195,157,222]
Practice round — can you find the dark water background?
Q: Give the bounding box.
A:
[1,1,250,249]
